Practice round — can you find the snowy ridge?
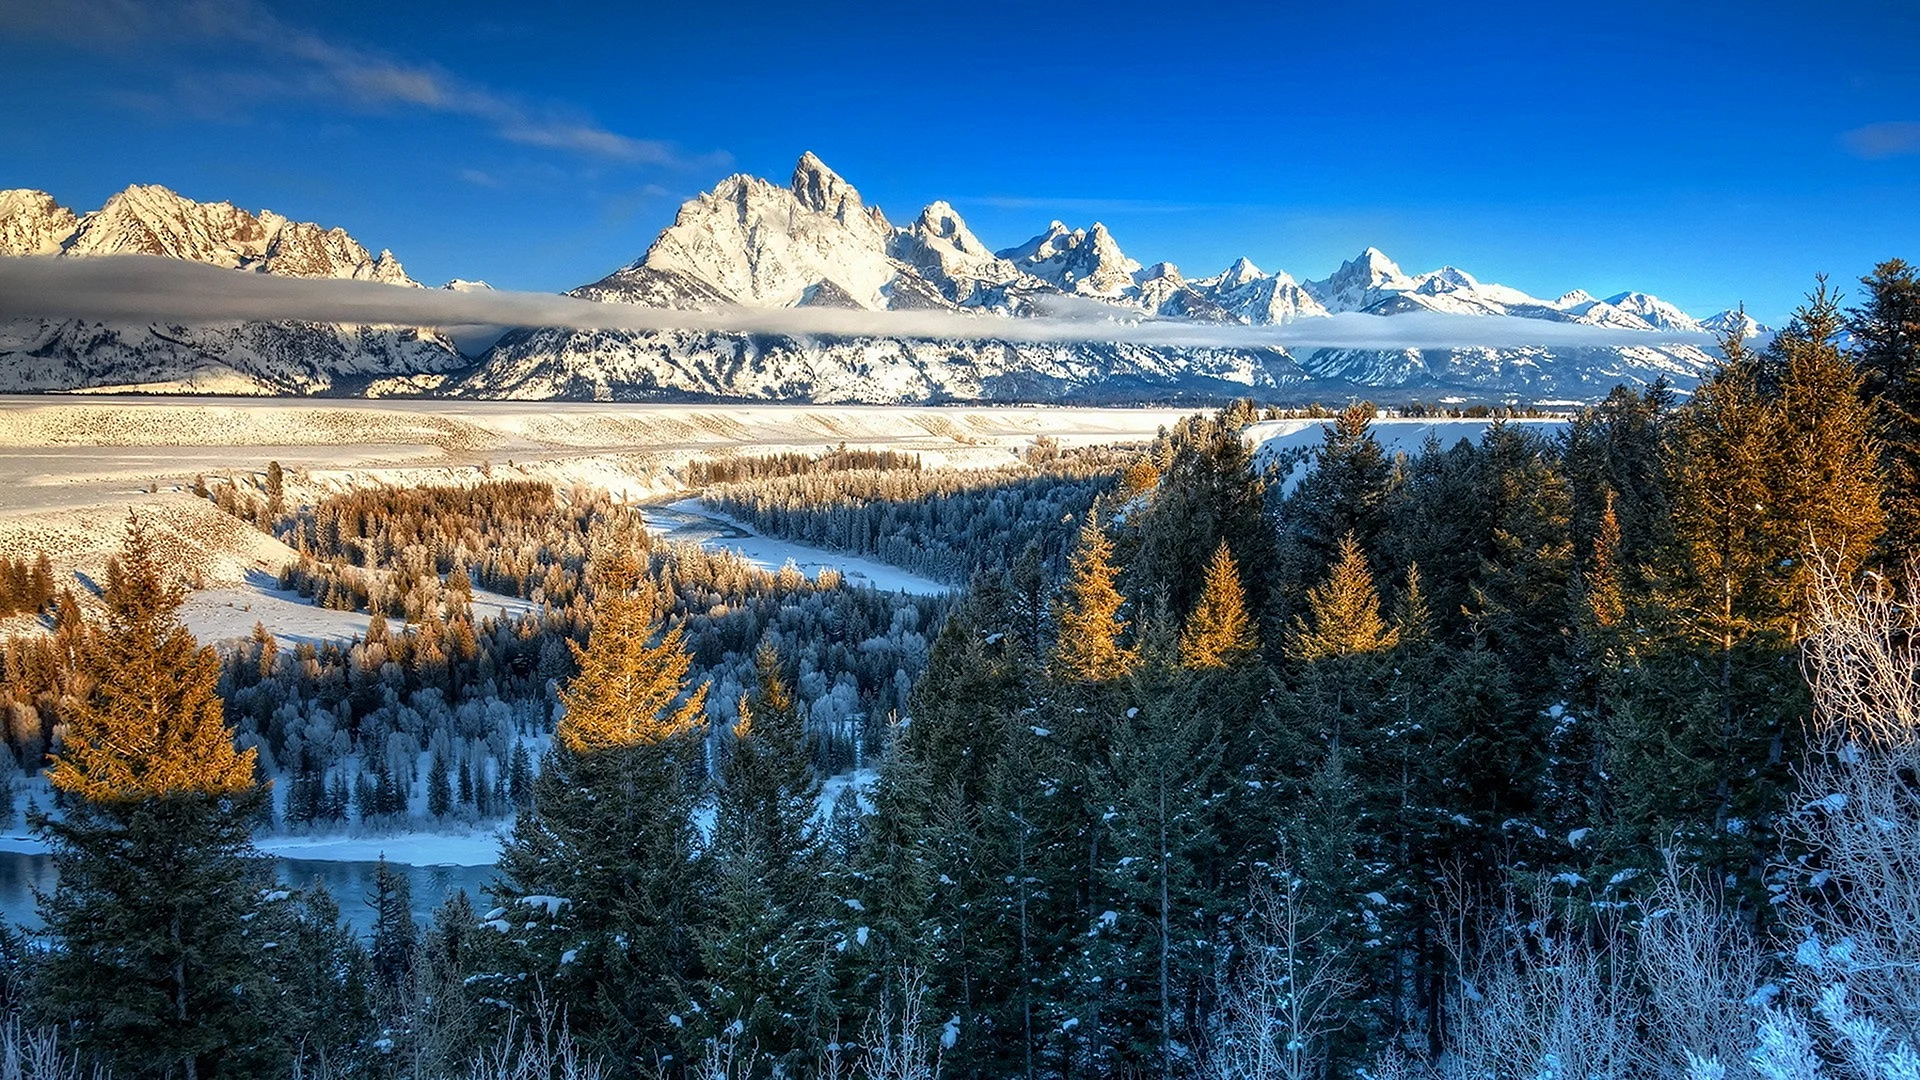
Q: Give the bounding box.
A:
[0,185,466,394]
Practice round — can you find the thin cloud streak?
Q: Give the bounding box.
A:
[1842,121,1920,160]
[0,0,721,167]
[0,256,1722,353]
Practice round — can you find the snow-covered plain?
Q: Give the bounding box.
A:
[0,396,1182,602]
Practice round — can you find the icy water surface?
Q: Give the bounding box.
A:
[0,850,495,937]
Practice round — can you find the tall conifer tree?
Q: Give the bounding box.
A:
[702,644,823,1074]
[1053,512,1135,684]
[1850,258,1920,560]
[34,515,277,1080]
[487,551,710,1069]
[1179,542,1258,670]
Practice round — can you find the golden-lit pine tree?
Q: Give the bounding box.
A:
[555,555,707,753]
[1053,510,1137,683]
[1585,492,1627,633]
[490,548,712,1063]
[1179,541,1259,669]
[1768,280,1885,616]
[48,514,255,801]
[1288,533,1400,662]
[35,515,278,1080]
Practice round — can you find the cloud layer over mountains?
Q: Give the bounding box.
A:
[0,255,1720,353]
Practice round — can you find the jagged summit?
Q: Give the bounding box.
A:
[1701,308,1770,339]
[0,189,80,255]
[1213,257,1265,291]
[790,151,870,222]
[0,182,416,284]
[1604,291,1701,332]
[997,220,1143,298]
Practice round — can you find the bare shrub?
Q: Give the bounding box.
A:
[857,969,941,1080]
[1439,891,1638,1080]
[1785,560,1920,1057]
[1205,876,1356,1080]
[1636,857,1766,1080]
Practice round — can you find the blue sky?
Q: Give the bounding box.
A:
[2,0,1916,323]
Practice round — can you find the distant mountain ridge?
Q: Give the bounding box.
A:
[472,153,1748,404]
[0,185,463,395]
[0,159,1758,403]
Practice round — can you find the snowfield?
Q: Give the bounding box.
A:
[0,396,1185,590]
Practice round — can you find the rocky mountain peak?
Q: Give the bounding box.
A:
[21,183,415,283]
[1605,291,1701,332]
[0,189,79,255]
[997,219,1141,298]
[1308,247,1414,311]
[1216,256,1265,290]
[791,152,868,221]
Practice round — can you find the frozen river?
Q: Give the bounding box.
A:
[0,849,494,937]
[640,497,951,596]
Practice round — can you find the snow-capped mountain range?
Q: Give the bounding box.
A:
[0,157,1762,403]
[0,186,463,394]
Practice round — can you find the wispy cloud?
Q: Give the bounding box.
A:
[1841,121,1920,159]
[0,0,725,167]
[0,256,1723,353]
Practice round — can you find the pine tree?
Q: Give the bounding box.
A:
[369,856,416,996]
[1053,512,1135,683]
[1285,401,1393,559]
[277,882,373,1075]
[1622,290,1883,885]
[1850,258,1920,560]
[265,460,285,520]
[1129,407,1280,622]
[701,644,823,1073]
[1087,674,1223,1074]
[33,515,278,1079]
[487,550,711,1066]
[1289,533,1399,662]
[46,518,256,801]
[1179,542,1259,669]
[427,752,451,817]
[507,742,533,809]
[553,558,706,753]
[1766,278,1885,612]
